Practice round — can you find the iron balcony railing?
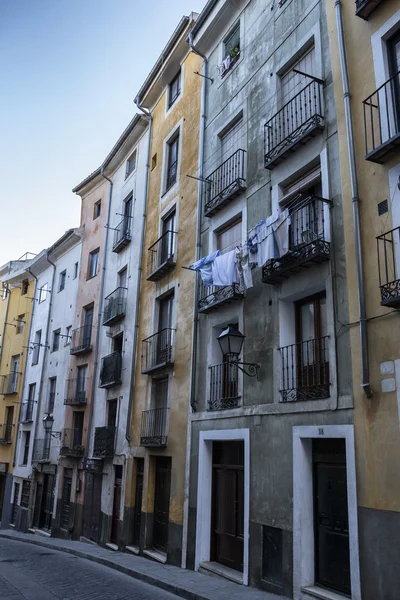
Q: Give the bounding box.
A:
[99,351,122,388]
[70,324,92,355]
[264,80,324,169]
[362,71,400,163]
[64,377,88,406]
[93,426,116,458]
[376,226,400,307]
[198,279,244,313]
[147,231,177,281]
[204,149,247,217]
[140,407,169,447]
[0,372,19,395]
[0,424,13,443]
[60,428,84,457]
[262,194,331,284]
[103,287,127,326]
[112,216,131,253]
[209,363,240,411]
[32,437,51,461]
[141,329,174,374]
[280,336,330,402]
[22,400,34,422]
[355,0,385,19]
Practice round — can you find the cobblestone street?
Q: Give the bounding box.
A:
[0,538,180,600]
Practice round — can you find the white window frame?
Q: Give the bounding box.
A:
[160,120,183,202]
[58,270,66,292]
[125,149,138,180]
[165,64,184,116]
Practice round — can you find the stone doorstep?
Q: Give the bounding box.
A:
[199,561,243,585]
[105,542,118,552]
[125,545,140,555]
[301,586,349,600]
[143,548,168,564]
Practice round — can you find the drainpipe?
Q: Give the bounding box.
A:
[181,33,208,570]
[335,1,372,399]
[85,169,113,459]
[0,286,11,364]
[125,102,152,443]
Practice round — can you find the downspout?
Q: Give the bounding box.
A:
[0,287,11,364]
[335,0,372,398]
[181,32,208,569]
[126,102,152,443]
[85,169,113,459]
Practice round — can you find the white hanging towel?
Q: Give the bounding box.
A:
[272,208,290,257]
[236,246,253,289]
[212,249,237,286]
[257,210,280,267]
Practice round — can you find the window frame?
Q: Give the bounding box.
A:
[31,331,41,365]
[58,270,66,292]
[165,131,180,193]
[87,249,100,280]
[38,283,48,304]
[168,69,182,109]
[16,315,24,335]
[22,431,31,466]
[48,377,57,413]
[65,325,72,346]
[73,262,79,279]
[93,200,101,220]
[52,328,61,352]
[125,149,137,179]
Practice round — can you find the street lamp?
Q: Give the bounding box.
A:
[42,414,61,438]
[217,324,260,378]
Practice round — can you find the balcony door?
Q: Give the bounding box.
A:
[73,411,84,448]
[161,211,175,265]
[388,31,400,131]
[111,465,123,545]
[153,457,171,553]
[157,295,173,364]
[9,355,20,392]
[5,406,14,441]
[76,365,87,403]
[295,293,329,399]
[83,307,93,348]
[83,472,102,543]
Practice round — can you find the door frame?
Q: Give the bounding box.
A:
[195,428,250,585]
[292,425,361,600]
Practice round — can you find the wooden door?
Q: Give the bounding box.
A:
[111,466,122,544]
[39,474,55,531]
[313,439,351,596]
[211,441,244,572]
[153,457,171,553]
[83,472,102,542]
[60,469,72,530]
[132,459,144,547]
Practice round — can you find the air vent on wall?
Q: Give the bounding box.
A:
[378,199,388,215]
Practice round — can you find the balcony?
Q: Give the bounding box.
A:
[93,426,115,458]
[141,329,174,375]
[203,149,247,217]
[32,437,51,461]
[0,424,13,444]
[0,372,19,395]
[140,407,169,447]
[99,352,122,388]
[60,428,84,457]
[209,363,240,411]
[355,0,384,19]
[103,287,127,326]
[22,401,34,423]
[112,217,131,253]
[198,280,244,314]
[70,325,92,355]
[377,226,400,307]
[363,71,400,163]
[64,378,88,406]
[262,194,331,285]
[280,336,330,402]
[147,231,177,282]
[264,80,324,169]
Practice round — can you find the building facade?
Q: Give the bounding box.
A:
[325,1,400,598]
[126,14,202,566]
[187,1,356,598]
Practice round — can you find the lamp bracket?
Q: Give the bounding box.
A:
[49,431,61,439]
[231,360,260,379]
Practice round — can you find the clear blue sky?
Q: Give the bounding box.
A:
[0,0,205,265]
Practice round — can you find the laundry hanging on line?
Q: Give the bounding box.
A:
[188,246,253,290]
[247,208,290,268]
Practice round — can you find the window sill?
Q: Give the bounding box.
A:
[161,182,178,201]
[217,53,243,88]
[301,586,350,600]
[86,274,98,281]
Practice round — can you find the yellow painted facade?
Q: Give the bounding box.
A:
[326,0,400,512]
[127,19,202,563]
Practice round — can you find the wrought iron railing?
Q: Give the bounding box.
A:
[141,329,174,374]
[209,363,240,410]
[64,377,88,406]
[22,400,34,422]
[198,279,244,313]
[0,424,13,443]
[262,194,331,284]
[147,231,177,281]
[264,80,324,168]
[0,372,19,395]
[355,0,385,19]
[204,149,247,216]
[376,226,400,307]
[70,324,92,354]
[32,437,51,461]
[103,287,127,326]
[93,426,116,458]
[140,407,169,446]
[60,428,84,457]
[279,336,330,402]
[112,217,131,252]
[99,351,122,388]
[362,71,400,162]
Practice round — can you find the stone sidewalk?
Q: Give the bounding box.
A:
[0,530,289,600]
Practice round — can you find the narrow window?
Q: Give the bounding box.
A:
[48,377,57,413]
[58,270,66,292]
[221,23,240,77]
[20,480,31,507]
[168,69,181,108]
[88,249,99,279]
[52,329,60,352]
[73,262,79,279]
[25,383,35,422]
[216,219,242,253]
[21,279,29,295]
[161,210,176,262]
[151,154,157,171]
[125,150,137,179]
[221,118,243,162]
[76,365,87,402]
[65,325,72,346]
[93,200,101,219]
[280,46,315,105]
[165,133,179,192]
[73,411,84,448]
[107,399,118,428]
[32,331,41,365]
[4,406,14,442]
[16,315,25,334]
[38,283,49,303]
[22,432,31,465]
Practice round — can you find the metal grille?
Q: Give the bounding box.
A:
[203,149,247,217]
[103,287,127,326]
[93,426,115,458]
[209,363,240,410]
[99,352,122,388]
[141,329,174,373]
[140,407,169,447]
[378,199,388,215]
